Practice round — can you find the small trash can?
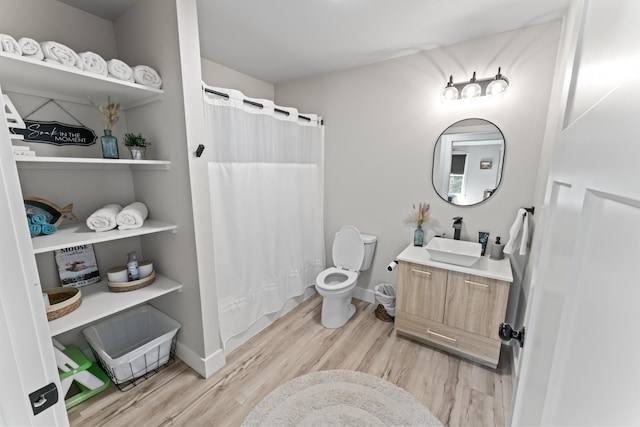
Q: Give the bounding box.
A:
[374,283,396,322]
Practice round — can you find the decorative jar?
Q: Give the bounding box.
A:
[100,129,119,159]
[414,225,424,246]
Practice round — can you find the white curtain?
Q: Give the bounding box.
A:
[203,85,325,346]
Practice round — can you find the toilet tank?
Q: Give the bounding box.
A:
[359,233,377,271]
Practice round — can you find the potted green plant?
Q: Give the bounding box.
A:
[123,132,150,160]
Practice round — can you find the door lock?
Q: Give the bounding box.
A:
[29,382,58,415]
[498,323,525,347]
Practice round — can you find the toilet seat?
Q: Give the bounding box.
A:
[316,267,358,291]
[332,225,364,271]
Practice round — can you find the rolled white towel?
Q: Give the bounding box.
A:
[86,204,122,232]
[0,34,22,56]
[133,65,162,89]
[107,58,134,82]
[79,51,107,76]
[41,41,81,70]
[116,202,149,230]
[18,37,44,60]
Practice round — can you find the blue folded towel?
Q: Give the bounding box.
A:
[29,223,42,237]
[31,213,47,224]
[27,216,32,225]
[40,223,57,235]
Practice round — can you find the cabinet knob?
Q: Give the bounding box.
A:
[498,323,525,347]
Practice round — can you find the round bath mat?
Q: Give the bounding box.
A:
[241,369,443,426]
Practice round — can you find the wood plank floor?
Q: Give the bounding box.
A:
[68,295,512,426]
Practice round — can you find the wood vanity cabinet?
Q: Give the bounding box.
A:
[395,260,511,368]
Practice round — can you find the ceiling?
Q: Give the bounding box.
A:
[57,0,570,85]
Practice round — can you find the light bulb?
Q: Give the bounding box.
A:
[486,67,509,96]
[461,72,481,99]
[441,75,459,101]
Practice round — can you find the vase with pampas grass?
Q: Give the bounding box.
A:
[404,202,430,246]
[97,96,120,159]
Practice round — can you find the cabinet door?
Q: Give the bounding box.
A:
[444,271,510,339]
[396,262,447,322]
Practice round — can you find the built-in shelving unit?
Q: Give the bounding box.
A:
[0,52,163,109]
[47,276,182,336]
[2,49,183,342]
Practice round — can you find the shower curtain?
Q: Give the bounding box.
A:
[203,85,325,346]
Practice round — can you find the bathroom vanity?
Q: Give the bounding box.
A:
[394,244,512,368]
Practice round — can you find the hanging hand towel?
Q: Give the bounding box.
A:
[107,58,134,82]
[86,204,122,232]
[116,202,149,230]
[503,208,526,255]
[41,41,81,70]
[79,51,108,76]
[18,37,43,60]
[133,65,162,89]
[0,34,22,56]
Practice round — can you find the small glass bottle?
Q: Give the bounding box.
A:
[101,129,119,159]
[414,225,424,246]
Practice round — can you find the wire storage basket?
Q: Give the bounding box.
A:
[83,305,181,391]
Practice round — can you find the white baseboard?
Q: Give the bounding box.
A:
[176,341,225,379]
[353,286,375,304]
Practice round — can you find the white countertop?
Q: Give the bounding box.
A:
[396,244,513,282]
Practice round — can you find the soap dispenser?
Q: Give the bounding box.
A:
[127,251,140,281]
[490,237,505,260]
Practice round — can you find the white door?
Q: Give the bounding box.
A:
[0,90,68,425]
[511,0,640,424]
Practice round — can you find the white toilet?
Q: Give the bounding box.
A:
[315,225,377,328]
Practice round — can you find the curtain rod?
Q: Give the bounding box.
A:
[204,88,319,123]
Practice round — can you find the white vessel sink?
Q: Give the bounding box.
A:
[425,237,482,267]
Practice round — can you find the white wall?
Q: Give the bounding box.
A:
[114,0,209,372]
[276,22,562,317]
[201,58,275,100]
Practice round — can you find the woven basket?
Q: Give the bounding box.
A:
[374,304,394,322]
[44,287,82,321]
[108,271,156,292]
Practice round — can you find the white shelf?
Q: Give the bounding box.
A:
[16,156,170,170]
[0,52,163,109]
[31,220,177,254]
[47,275,182,336]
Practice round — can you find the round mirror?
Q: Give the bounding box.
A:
[432,119,505,206]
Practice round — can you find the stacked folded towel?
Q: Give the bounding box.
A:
[27,214,57,237]
[116,202,149,230]
[41,41,82,70]
[79,51,108,76]
[107,59,134,82]
[0,34,22,56]
[86,204,123,232]
[2,31,163,87]
[18,37,43,60]
[133,65,162,89]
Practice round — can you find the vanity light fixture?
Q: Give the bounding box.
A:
[442,68,509,101]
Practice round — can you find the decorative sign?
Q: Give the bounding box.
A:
[10,120,97,146]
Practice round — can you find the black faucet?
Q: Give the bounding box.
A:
[452,217,463,240]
